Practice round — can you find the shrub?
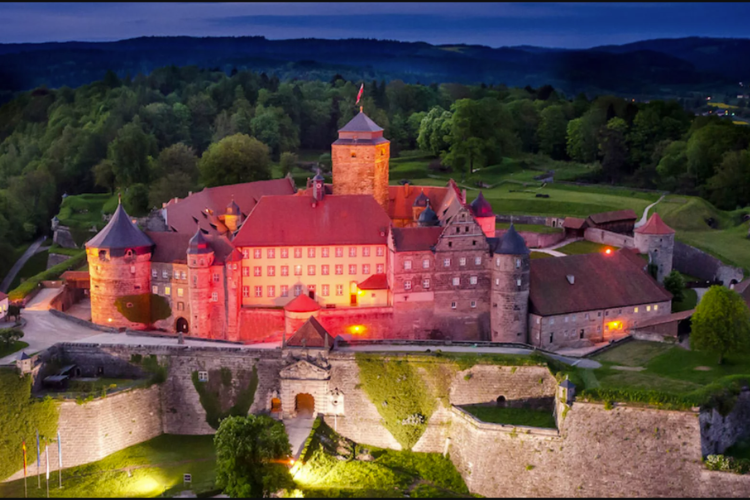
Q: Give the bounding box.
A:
[0,328,23,348]
[8,252,86,301]
[192,365,258,429]
[114,293,172,326]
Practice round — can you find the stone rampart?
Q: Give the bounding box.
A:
[495,229,565,249]
[583,227,636,248]
[673,241,744,285]
[700,390,750,456]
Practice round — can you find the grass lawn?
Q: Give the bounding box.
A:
[557,241,617,255]
[0,242,31,283]
[460,405,557,429]
[593,340,673,367]
[530,251,554,259]
[9,249,49,290]
[496,222,562,234]
[0,340,30,359]
[292,419,469,498]
[672,288,698,313]
[0,434,217,498]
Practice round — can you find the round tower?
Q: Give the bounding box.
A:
[187,227,215,337]
[634,213,675,283]
[331,108,390,212]
[224,199,243,233]
[470,191,495,238]
[85,197,154,330]
[412,190,430,223]
[490,224,530,343]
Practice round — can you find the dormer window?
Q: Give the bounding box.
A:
[351,152,357,158]
[99,250,107,260]
[126,249,133,258]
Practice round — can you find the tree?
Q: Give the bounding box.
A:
[706,149,750,210]
[598,117,629,183]
[662,270,685,304]
[538,105,568,160]
[199,134,271,187]
[214,415,293,498]
[0,328,23,347]
[691,285,750,365]
[124,183,150,215]
[107,119,157,187]
[153,143,199,180]
[280,152,297,176]
[417,106,452,156]
[148,172,195,208]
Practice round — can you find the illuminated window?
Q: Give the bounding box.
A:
[198,371,208,382]
[336,285,344,296]
[475,257,482,265]
[281,266,289,277]
[294,265,302,276]
[267,249,275,259]
[242,286,249,298]
[213,273,219,282]
[470,276,477,285]
[294,248,302,258]
[254,249,262,259]
[471,301,477,308]
[423,279,430,289]
[268,286,275,297]
[404,280,412,290]
[516,279,522,287]
[281,248,288,258]
[335,265,343,275]
[376,247,384,257]
[444,258,451,267]
[211,292,218,302]
[308,248,315,258]
[255,286,262,297]
[322,265,329,275]
[451,302,457,309]
[335,247,344,257]
[349,264,357,275]
[294,285,302,297]
[351,151,356,158]
[460,257,466,266]
[152,285,158,294]
[363,264,370,274]
[308,265,315,276]
[267,266,275,277]
[178,288,184,297]
[322,285,329,296]
[242,249,249,259]
[254,266,261,277]
[647,305,651,312]
[322,247,329,258]
[654,305,659,311]
[349,247,357,257]
[152,270,157,278]
[422,259,430,269]
[363,247,370,257]
[404,260,412,270]
[281,285,289,297]
[130,265,136,274]
[495,278,499,285]
[376,264,384,274]
[453,277,460,286]
[165,286,171,295]
[634,307,639,313]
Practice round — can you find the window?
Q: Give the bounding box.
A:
[376,264,384,274]
[404,280,412,290]
[572,314,577,322]
[517,279,522,287]
[294,265,302,276]
[198,371,208,382]
[322,265,330,275]
[254,266,261,277]
[255,286,262,298]
[496,258,500,267]
[178,288,184,297]
[131,265,136,274]
[585,313,590,320]
[294,285,302,297]
[152,285,158,294]
[281,266,289,276]
[470,276,477,285]
[515,258,521,269]
[471,301,477,308]
[598,312,601,317]
[634,307,639,313]
[267,266,275,277]
[152,270,157,278]
[213,273,219,282]
[267,249,275,259]
[423,279,430,289]
[336,285,344,296]
[177,302,184,311]
[242,267,249,277]
[308,265,316,276]
[349,247,357,257]
[335,247,344,257]
[495,278,500,285]
[242,249,249,259]
[349,264,357,275]
[211,292,218,302]
[549,333,554,344]
[444,258,451,267]
[281,248,289,258]
[580,329,584,339]
[322,247,329,258]
[376,247,384,257]
[550,318,555,325]
[308,248,315,258]
[254,249,262,259]
[164,286,170,295]
[654,304,659,311]
[242,286,249,298]
[200,259,205,266]
[268,286,275,297]
[322,285,330,296]
[422,259,430,269]
[181,271,187,280]
[404,260,412,270]
[452,277,460,286]
[363,264,370,275]
[363,247,370,257]
[647,305,651,312]
[451,302,457,309]
[281,285,289,297]
[335,265,343,275]
[460,257,466,266]
[564,316,569,323]
[294,248,302,258]
[160,270,167,279]
[475,257,482,266]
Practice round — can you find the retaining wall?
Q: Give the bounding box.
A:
[673,241,744,285]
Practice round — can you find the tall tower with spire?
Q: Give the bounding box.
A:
[490,224,531,343]
[331,108,390,212]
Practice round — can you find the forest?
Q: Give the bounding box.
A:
[1,65,750,268]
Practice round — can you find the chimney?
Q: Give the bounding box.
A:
[566,275,575,285]
[403,181,411,198]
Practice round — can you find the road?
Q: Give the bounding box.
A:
[0,235,47,293]
[634,194,665,229]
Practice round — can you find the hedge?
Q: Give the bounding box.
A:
[8,252,86,301]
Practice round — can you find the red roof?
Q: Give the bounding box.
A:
[562,217,587,230]
[233,194,391,247]
[358,273,388,290]
[286,316,334,348]
[0,291,8,301]
[60,271,90,282]
[587,209,637,225]
[388,185,449,221]
[163,178,295,236]
[529,249,672,316]
[145,231,240,264]
[635,213,675,235]
[284,294,321,313]
[391,227,444,252]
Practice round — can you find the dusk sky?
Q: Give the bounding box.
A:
[1,2,749,48]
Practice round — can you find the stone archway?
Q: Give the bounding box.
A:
[295,393,315,418]
[176,317,189,333]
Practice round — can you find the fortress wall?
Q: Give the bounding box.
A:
[700,390,750,456]
[583,227,636,248]
[238,308,285,342]
[673,241,744,285]
[495,229,566,249]
[318,307,394,339]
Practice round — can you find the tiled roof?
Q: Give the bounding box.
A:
[332,137,389,146]
[587,209,637,225]
[470,191,494,217]
[635,213,675,235]
[529,249,672,316]
[286,316,334,348]
[388,185,449,220]
[146,232,192,263]
[188,228,212,255]
[163,178,296,236]
[562,217,587,230]
[633,309,694,329]
[233,194,391,247]
[85,201,154,251]
[391,227,444,252]
[358,273,388,290]
[492,224,530,255]
[284,294,321,313]
[339,111,383,133]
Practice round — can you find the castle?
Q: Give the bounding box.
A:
[85,109,676,350]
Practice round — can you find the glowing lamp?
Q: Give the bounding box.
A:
[348,325,366,335]
[107,318,113,323]
[605,248,612,255]
[289,458,295,465]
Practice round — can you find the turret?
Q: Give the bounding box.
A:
[187,227,215,337]
[224,199,243,233]
[312,169,326,204]
[85,196,154,330]
[490,224,530,342]
[417,201,439,227]
[470,191,495,238]
[412,190,430,223]
[634,213,675,283]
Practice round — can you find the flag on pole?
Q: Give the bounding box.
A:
[45,444,49,481]
[22,441,27,477]
[356,83,364,105]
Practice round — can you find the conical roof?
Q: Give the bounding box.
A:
[188,227,212,254]
[85,199,154,251]
[313,169,325,182]
[470,191,494,217]
[339,110,383,133]
[494,223,530,255]
[413,190,430,207]
[635,213,675,235]
[284,293,321,313]
[418,204,439,226]
[226,199,241,215]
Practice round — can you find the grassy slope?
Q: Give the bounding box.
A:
[672,288,698,313]
[0,340,30,359]
[0,435,216,499]
[461,405,557,428]
[9,249,50,290]
[496,222,563,234]
[557,241,617,255]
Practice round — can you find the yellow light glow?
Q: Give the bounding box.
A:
[348,325,366,335]
[107,318,113,323]
[607,321,622,330]
[605,248,612,255]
